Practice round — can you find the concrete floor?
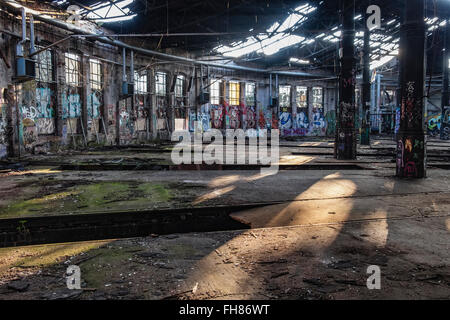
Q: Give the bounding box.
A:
[0,137,449,299]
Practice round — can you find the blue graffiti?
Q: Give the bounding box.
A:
[279,112,292,129]
[87,92,101,118]
[295,111,309,129]
[36,88,54,118]
[62,93,81,119]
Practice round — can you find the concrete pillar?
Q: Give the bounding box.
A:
[441,17,450,140]
[396,0,426,178]
[361,12,371,145]
[335,0,357,160]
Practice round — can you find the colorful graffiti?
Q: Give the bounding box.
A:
[427,114,441,135]
[401,81,423,130]
[396,136,425,178]
[35,87,55,134]
[211,105,224,129]
[36,88,54,118]
[244,106,256,129]
[226,105,240,130]
[88,91,102,118]
[189,110,196,132]
[310,109,326,135]
[279,111,292,130]
[21,105,38,121]
[295,111,309,129]
[325,110,336,136]
[282,128,309,136]
[426,113,450,137]
[271,110,278,130]
[119,100,134,142]
[62,92,81,119]
[395,107,401,134]
[198,104,211,132]
[36,118,55,135]
[259,106,272,130]
[23,126,37,151]
[282,109,336,137]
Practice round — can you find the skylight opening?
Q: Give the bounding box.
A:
[82,0,136,23]
[214,3,316,58]
[290,57,310,64]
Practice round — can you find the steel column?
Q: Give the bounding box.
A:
[396,0,426,178]
[441,18,450,140]
[360,11,371,145]
[335,0,356,160]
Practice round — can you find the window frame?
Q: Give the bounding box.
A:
[35,46,54,83]
[312,86,324,109]
[278,85,291,108]
[134,70,148,94]
[295,86,308,109]
[245,82,256,106]
[89,58,102,91]
[229,81,240,106]
[174,75,184,98]
[210,79,221,105]
[155,71,167,96]
[64,52,81,87]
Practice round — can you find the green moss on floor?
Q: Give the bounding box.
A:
[80,246,140,288]
[0,182,173,218]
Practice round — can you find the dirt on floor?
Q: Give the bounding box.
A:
[0,137,448,299]
[0,213,448,300]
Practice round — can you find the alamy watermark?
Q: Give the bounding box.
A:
[366,265,381,290]
[171,125,280,175]
[66,265,81,290]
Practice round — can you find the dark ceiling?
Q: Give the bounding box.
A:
[47,0,450,73]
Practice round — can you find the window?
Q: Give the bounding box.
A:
[229,81,240,106]
[65,53,80,87]
[245,83,255,106]
[155,72,166,96]
[312,87,323,109]
[210,79,221,105]
[35,47,53,83]
[175,75,184,98]
[296,86,308,108]
[89,59,102,90]
[134,71,148,94]
[279,85,291,108]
